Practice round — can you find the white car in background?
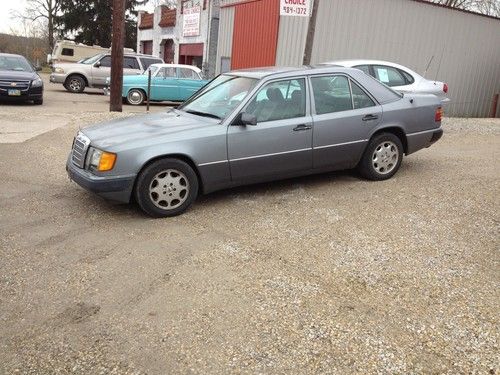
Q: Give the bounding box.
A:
[321,59,449,103]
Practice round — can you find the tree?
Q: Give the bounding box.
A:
[11,0,61,51]
[428,0,500,17]
[58,0,148,49]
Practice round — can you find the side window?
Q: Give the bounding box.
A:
[61,48,74,56]
[350,80,376,109]
[246,78,306,123]
[311,75,353,115]
[157,67,176,78]
[373,65,406,87]
[98,56,111,67]
[140,58,161,70]
[124,57,140,69]
[353,65,370,75]
[178,68,199,79]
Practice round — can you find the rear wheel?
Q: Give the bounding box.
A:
[358,133,403,180]
[135,158,198,217]
[65,75,86,93]
[126,89,145,105]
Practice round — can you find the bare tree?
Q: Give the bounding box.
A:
[428,0,500,17]
[147,0,177,8]
[11,0,61,51]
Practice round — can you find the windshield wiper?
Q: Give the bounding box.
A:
[184,110,221,120]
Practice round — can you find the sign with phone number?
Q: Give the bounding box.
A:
[280,0,311,17]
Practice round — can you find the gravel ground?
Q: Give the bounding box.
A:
[0,115,499,374]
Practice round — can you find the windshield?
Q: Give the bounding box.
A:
[0,55,33,72]
[83,54,104,65]
[179,75,257,120]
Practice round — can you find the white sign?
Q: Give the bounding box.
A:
[280,0,311,17]
[183,5,201,37]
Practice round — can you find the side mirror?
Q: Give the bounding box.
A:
[94,61,101,68]
[239,112,257,126]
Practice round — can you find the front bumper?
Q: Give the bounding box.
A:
[66,159,136,203]
[49,73,66,84]
[0,86,43,101]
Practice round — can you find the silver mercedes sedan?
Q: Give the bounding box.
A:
[67,66,443,217]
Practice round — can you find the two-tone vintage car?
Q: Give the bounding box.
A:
[115,64,208,105]
[67,65,443,217]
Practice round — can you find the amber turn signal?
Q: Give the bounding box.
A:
[97,152,117,171]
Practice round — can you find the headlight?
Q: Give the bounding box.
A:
[31,77,43,87]
[54,67,64,73]
[86,147,117,172]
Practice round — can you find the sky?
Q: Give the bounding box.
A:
[0,1,156,34]
[0,0,27,33]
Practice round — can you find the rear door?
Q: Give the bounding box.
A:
[177,67,205,101]
[310,74,382,170]
[123,56,142,77]
[227,77,313,182]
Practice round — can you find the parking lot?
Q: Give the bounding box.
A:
[0,75,499,374]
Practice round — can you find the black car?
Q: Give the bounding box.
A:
[0,53,44,105]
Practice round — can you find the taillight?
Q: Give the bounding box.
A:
[443,83,448,93]
[435,107,443,122]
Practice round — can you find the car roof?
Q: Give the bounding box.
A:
[150,63,201,73]
[321,59,420,76]
[225,65,364,80]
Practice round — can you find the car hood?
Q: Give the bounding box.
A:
[0,70,37,80]
[82,109,218,150]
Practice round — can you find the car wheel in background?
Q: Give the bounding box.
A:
[134,158,199,217]
[33,98,43,105]
[126,89,145,105]
[65,75,86,93]
[358,132,403,180]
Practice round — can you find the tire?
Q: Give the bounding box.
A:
[134,158,199,217]
[65,75,86,93]
[358,132,403,180]
[126,89,145,105]
[33,98,43,105]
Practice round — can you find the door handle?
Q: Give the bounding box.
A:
[362,114,379,121]
[293,124,312,131]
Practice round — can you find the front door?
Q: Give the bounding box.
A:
[91,55,112,87]
[310,74,382,169]
[227,77,313,182]
[150,66,179,101]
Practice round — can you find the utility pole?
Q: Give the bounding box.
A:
[302,0,319,66]
[110,0,125,112]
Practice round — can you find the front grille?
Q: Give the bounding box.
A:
[71,132,90,168]
[0,79,31,91]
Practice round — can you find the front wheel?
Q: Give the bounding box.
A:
[134,158,199,217]
[126,89,145,105]
[358,133,403,180]
[64,75,86,93]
